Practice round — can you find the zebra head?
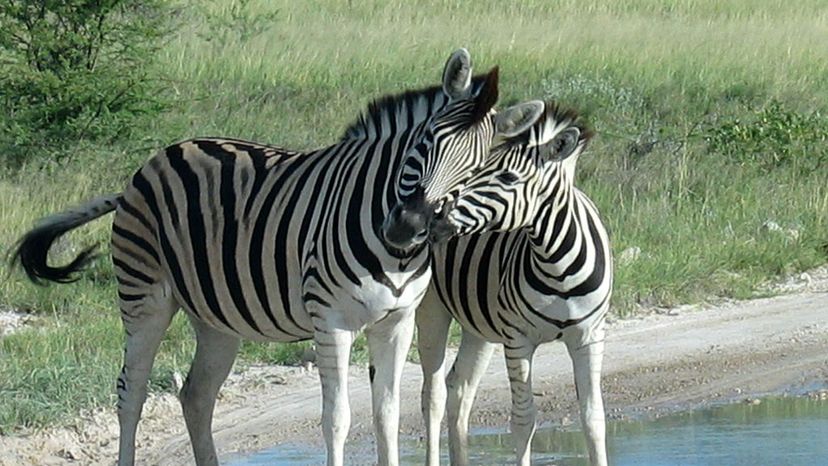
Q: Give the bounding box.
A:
[433,100,593,238]
[382,49,546,250]
[381,48,501,250]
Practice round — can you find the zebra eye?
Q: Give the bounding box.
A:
[495,171,520,185]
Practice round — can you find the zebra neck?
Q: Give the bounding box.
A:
[526,187,579,274]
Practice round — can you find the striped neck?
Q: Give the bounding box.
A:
[526,170,577,273]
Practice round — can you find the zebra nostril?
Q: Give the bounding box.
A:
[413,228,429,243]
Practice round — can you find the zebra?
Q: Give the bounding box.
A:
[417,100,612,466]
[9,50,544,466]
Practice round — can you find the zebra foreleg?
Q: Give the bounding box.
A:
[365,308,416,466]
[504,343,538,466]
[116,287,177,466]
[180,317,241,466]
[415,299,453,466]
[566,325,607,466]
[314,324,354,466]
[446,330,496,466]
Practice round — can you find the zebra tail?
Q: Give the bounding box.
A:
[10,193,123,285]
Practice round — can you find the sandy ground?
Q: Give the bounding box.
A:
[1,268,827,465]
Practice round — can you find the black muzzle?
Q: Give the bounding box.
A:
[381,188,431,250]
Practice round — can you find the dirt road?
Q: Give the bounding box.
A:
[2,270,827,465]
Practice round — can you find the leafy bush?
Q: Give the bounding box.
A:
[706,100,828,170]
[199,0,279,43]
[0,0,170,167]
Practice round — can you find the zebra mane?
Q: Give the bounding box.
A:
[341,74,490,141]
[500,101,594,149]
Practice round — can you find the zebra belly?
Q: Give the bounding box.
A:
[438,291,608,346]
[165,260,315,342]
[511,290,610,342]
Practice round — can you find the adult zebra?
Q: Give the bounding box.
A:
[418,101,612,466]
[10,50,541,466]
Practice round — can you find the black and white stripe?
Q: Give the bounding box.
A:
[11,50,505,466]
[418,101,612,466]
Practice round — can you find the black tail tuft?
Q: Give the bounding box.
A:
[8,194,121,285]
[10,227,100,285]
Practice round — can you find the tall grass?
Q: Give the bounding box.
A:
[1,0,826,431]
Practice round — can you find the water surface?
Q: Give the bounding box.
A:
[229,395,828,465]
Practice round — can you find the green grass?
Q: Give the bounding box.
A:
[1,0,828,432]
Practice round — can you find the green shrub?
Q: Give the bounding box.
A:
[705,100,828,171]
[0,0,170,168]
[198,0,280,43]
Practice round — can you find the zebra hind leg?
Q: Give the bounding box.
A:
[116,282,178,466]
[365,307,417,466]
[445,329,497,466]
[565,324,608,466]
[415,299,453,466]
[180,316,241,466]
[503,343,538,466]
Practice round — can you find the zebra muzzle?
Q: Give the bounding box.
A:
[382,188,434,250]
[381,203,431,250]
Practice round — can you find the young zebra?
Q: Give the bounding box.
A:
[10,50,541,466]
[418,101,612,466]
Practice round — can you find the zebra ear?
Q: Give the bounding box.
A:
[494,100,544,138]
[443,48,473,101]
[470,66,499,122]
[544,127,581,161]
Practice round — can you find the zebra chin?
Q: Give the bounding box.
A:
[427,212,460,243]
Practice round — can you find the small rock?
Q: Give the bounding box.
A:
[267,374,287,385]
[172,371,185,394]
[786,228,800,241]
[301,346,317,364]
[617,246,641,266]
[761,220,782,233]
[0,307,33,337]
[57,447,82,461]
[808,389,828,400]
[761,220,800,243]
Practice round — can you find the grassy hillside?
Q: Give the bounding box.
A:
[1,0,826,431]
